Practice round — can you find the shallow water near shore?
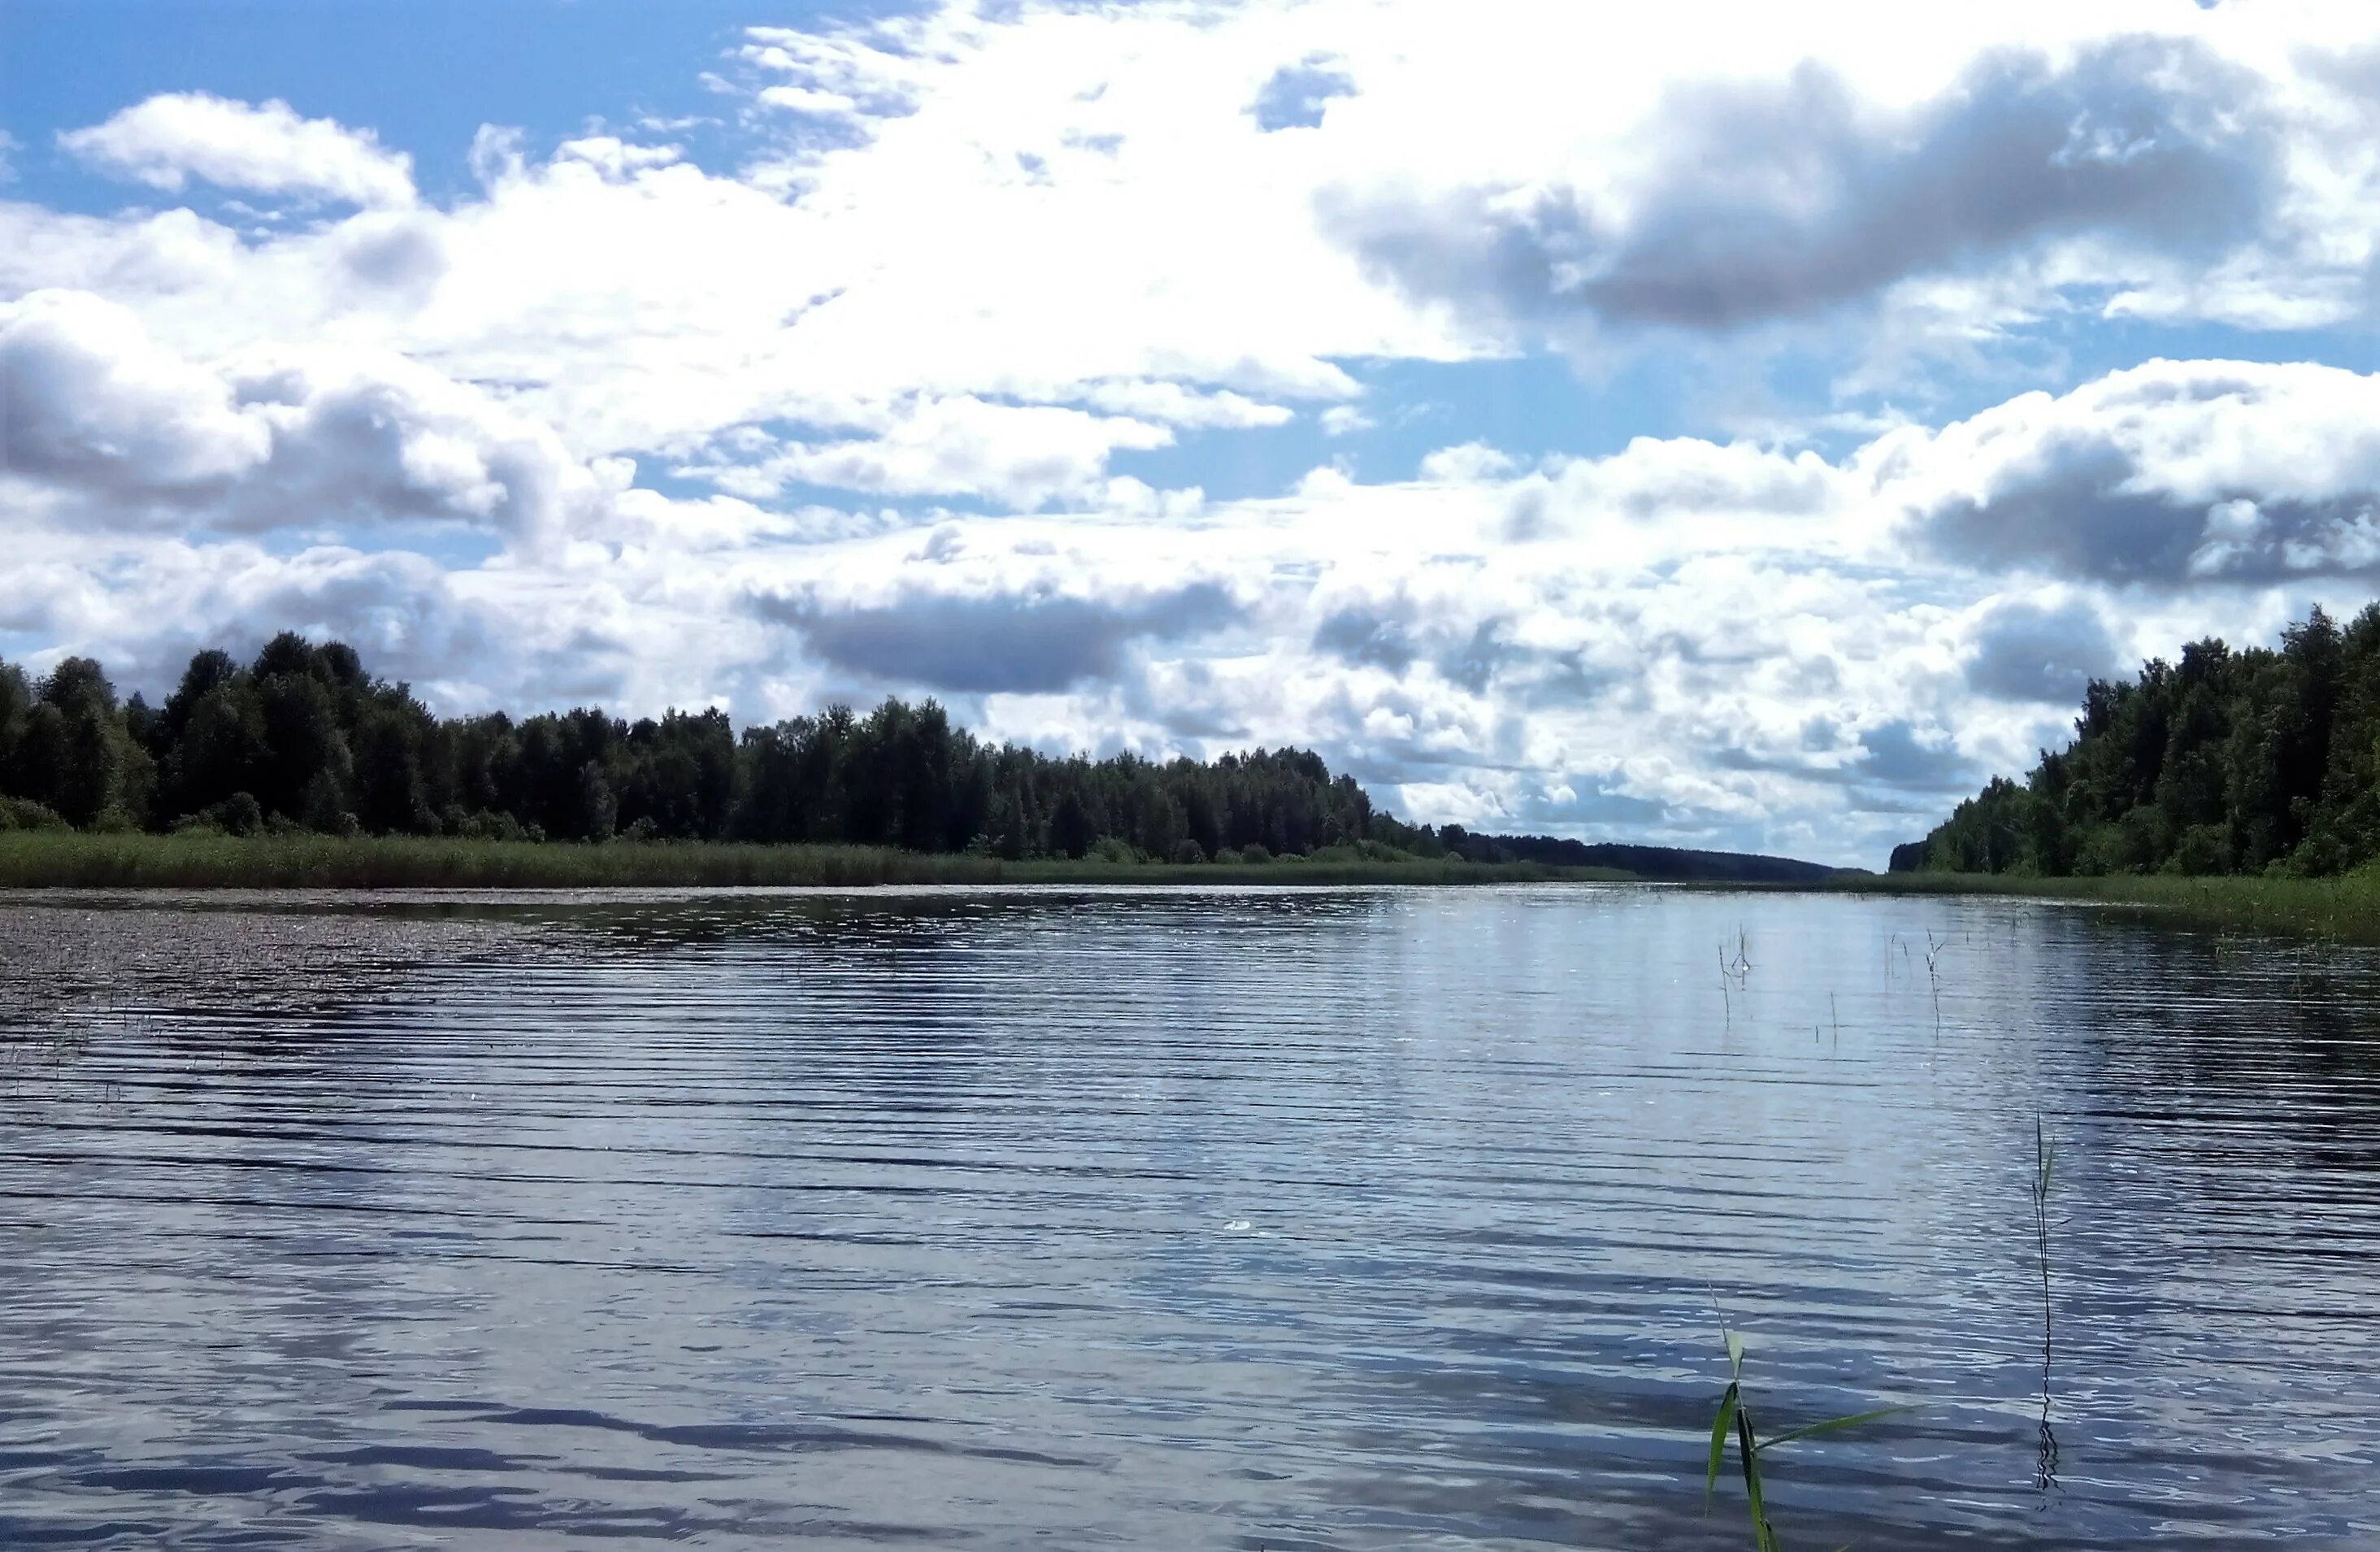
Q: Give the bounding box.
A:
[2,884,2376,1550]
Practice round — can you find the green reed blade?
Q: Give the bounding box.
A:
[1707,1382,1740,1504]
[1757,1405,1914,1452]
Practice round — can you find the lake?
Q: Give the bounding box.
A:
[2,885,2376,1550]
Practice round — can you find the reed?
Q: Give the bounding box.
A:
[2031,1115,2060,1495]
[1825,869,2380,942]
[1705,1303,1907,1551]
[0,831,1626,890]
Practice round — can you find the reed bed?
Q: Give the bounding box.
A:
[1826,870,2380,942]
[14,833,2373,938]
[0,832,1625,890]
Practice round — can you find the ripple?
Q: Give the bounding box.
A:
[2,886,2377,1549]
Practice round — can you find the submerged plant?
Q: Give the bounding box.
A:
[1705,1306,1907,1551]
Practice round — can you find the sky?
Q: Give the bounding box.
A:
[5,0,2380,867]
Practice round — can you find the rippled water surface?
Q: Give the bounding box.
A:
[3,885,2378,1550]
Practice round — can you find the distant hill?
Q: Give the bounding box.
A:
[1432,827,1848,883]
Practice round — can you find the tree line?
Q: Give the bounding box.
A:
[1899,602,2380,877]
[0,632,1498,863]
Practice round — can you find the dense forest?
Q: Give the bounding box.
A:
[1900,602,2380,878]
[0,631,1683,869]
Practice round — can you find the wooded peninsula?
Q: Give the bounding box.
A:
[0,633,1831,885]
[1900,602,2380,881]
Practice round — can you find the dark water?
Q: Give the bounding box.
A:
[2,885,2377,1550]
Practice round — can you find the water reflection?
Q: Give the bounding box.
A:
[2,885,2377,1549]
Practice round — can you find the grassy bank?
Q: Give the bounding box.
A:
[0,831,1629,890]
[1831,870,2380,942]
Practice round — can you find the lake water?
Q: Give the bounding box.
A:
[2,885,2376,1550]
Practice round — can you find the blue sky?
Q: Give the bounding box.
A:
[7,0,2380,864]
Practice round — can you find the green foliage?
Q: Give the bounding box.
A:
[7,659,151,828]
[1838,868,2380,941]
[0,635,1785,877]
[1705,1311,1909,1550]
[172,791,264,837]
[0,634,1425,864]
[1906,602,2380,880]
[0,796,70,833]
[0,830,1617,889]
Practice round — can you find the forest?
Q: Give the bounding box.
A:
[1901,602,2380,878]
[0,632,1587,867]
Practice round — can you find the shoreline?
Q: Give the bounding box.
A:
[1818,871,2380,943]
[0,832,1631,890]
[7,833,2373,941]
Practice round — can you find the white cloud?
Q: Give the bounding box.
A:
[675,398,1177,510]
[1416,442,1516,483]
[756,85,862,119]
[552,136,686,178]
[59,93,417,208]
[20,4,2378,487]
[1,289,619,552]
[1957,590,2123,704]
[14,363,2365,861]
[1322,33,2288,338]
[15,2,2380,864]
[1874,359,2380,583]
[1078,380,1293,429]
[1,289,269,495]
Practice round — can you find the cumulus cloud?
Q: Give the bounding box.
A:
[1416,442,1517,483]
[1304,567,1531,694]
[682,398,1176,510]
[0,536,488,693]
[2,290,615,549]
[217,354,621,548]
[1513,778,1670,829]
[738,20,926,129]
[18,0,2380,867]
[1883,359,2380,584]
[1852,719,1976,791]
[1313,606,1421,674]
[1078,381,1292,430]
[59,93,417,208]
[1501,436,1845,541]
[1325,36,2278,335]
[15,3,2375,486]
[1,289,269,495]
[1962,595,2123,703]
[164,547,505,693]
[326,211,449,295]
[552,136,685,179]
[1557,437,1839,519]
[754,580,1243,694]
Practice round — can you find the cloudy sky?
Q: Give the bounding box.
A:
[6,0,2380,865]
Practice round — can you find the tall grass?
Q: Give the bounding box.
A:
[0,831,1628,890]
[1705,1305,1908,1550]
[1829,870,2380,942]
[2031,1116,2060,1494]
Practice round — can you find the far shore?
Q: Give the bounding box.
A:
[6,833,2374,944]
[1820,869,2380,944]
[0,831,1631,891]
